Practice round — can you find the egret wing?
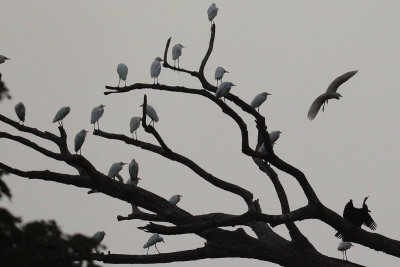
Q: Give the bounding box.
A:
[326,70,358,93]
[307,93,329,120]
[364,213,377,230]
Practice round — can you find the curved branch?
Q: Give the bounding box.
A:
[0,131,64,160]
[117,211,165,222]
[93,130,254,206]
[0,113,60,143]
[199,24,216,75]
[162,37,199,76]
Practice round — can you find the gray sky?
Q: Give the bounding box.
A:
[1,1,400,266]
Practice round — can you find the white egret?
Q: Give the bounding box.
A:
[337,241,353,261]
[74,129,88,155]
[172,44,184,68]
[215,67,228,86]
[269,131,282,145]
[251,92,271,112]
[150,57,163,84]
[92,231,106,253]
[14,102,26,124]
[108,162,127,183]
[126,177,142,186]
[130,116,141,139]
[52,106,71,127]
[307,70,358,120]
[143,233,164,255]
[169,194,182,205]
[0,55,10,64]
[207,3,218,24]
[215,81,236,101]
[91,105,105,130]
[128,159,139,181]
[117,63,128,87]
[140,104,159,126]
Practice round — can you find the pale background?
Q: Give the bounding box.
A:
[1,1,399,266]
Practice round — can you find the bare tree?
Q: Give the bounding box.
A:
[1,21,399,267]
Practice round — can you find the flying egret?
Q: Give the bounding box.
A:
[117,63,128,87]
[128,159,139,182]
[150,57,163,84]
[0,55,10,64]
[108,162,127,183]
[92,231,106,253]
[140,104,159,126]
[172,44,184,68]
[215,67,228,86]
[14,102,26,124]
[169,194,182,205]
[91,105,105,130]
[269,131,282,145]
[337,241,353,261]
[143,233,164,255]
[335,197,377,239]
[215,81,236,101]
[307,70,358,120]
[52,106,71,127]
[207,3,218,24]
[74,129,88,155]
[251,92,271,112]
[130,116,141,139]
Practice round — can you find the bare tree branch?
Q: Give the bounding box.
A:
[162,37,198,76]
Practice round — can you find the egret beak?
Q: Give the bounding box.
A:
[139,104,143,107]
[122,162,128,165]
[182,45,185,48]
[232,84,236,86]
[224,70,229,73]
[5,57,10,60]
[162,240,165,243]
[137,178,142,180]
[267,93,272,95]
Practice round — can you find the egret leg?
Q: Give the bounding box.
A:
[97,121,100,130]
[155,244,160,254]
[124,80,126,87]
[135,131,138,140]
[257,107,259,113]
[157,77,159,84]
[342,252,344,260]
[118,79,121,87]
[79,149,82,155]
[345,251,347,261]
[174,60,176,68]
[178,58,180,69]
[147,247,149,255]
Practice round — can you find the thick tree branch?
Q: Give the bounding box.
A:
[0,131,64,160]
[199,24,216,75]
[88,247,232,264]
[138,208,315,235]
[0,113,60,143]
[93,130,254,206]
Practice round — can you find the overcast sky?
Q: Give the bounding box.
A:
[1,1,400,266]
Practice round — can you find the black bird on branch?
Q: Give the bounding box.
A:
[335,196,377,239]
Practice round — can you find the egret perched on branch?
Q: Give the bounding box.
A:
[269,131,282,145]
[307,70,358,120]
[108,162,127,183]
[52,106,71,127]
[91,105,105,130]
[140,104,159,126]
[143,233,164,255]
[207,3,218,24]
[335,197,377,239]
[130,116,141,139]
[150,57,163,84]
[215,67,228,86]
[92,231,106,253]
[251,92,271,112]
[172,44,184,68]
[117,63,128,87]
[338,241,353,261]
[74,129,88,155]
[215,81,236,101]
[127,159,140,185]
[169,194,182,205]
[14,102,26,124]
[0,55,10,64]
